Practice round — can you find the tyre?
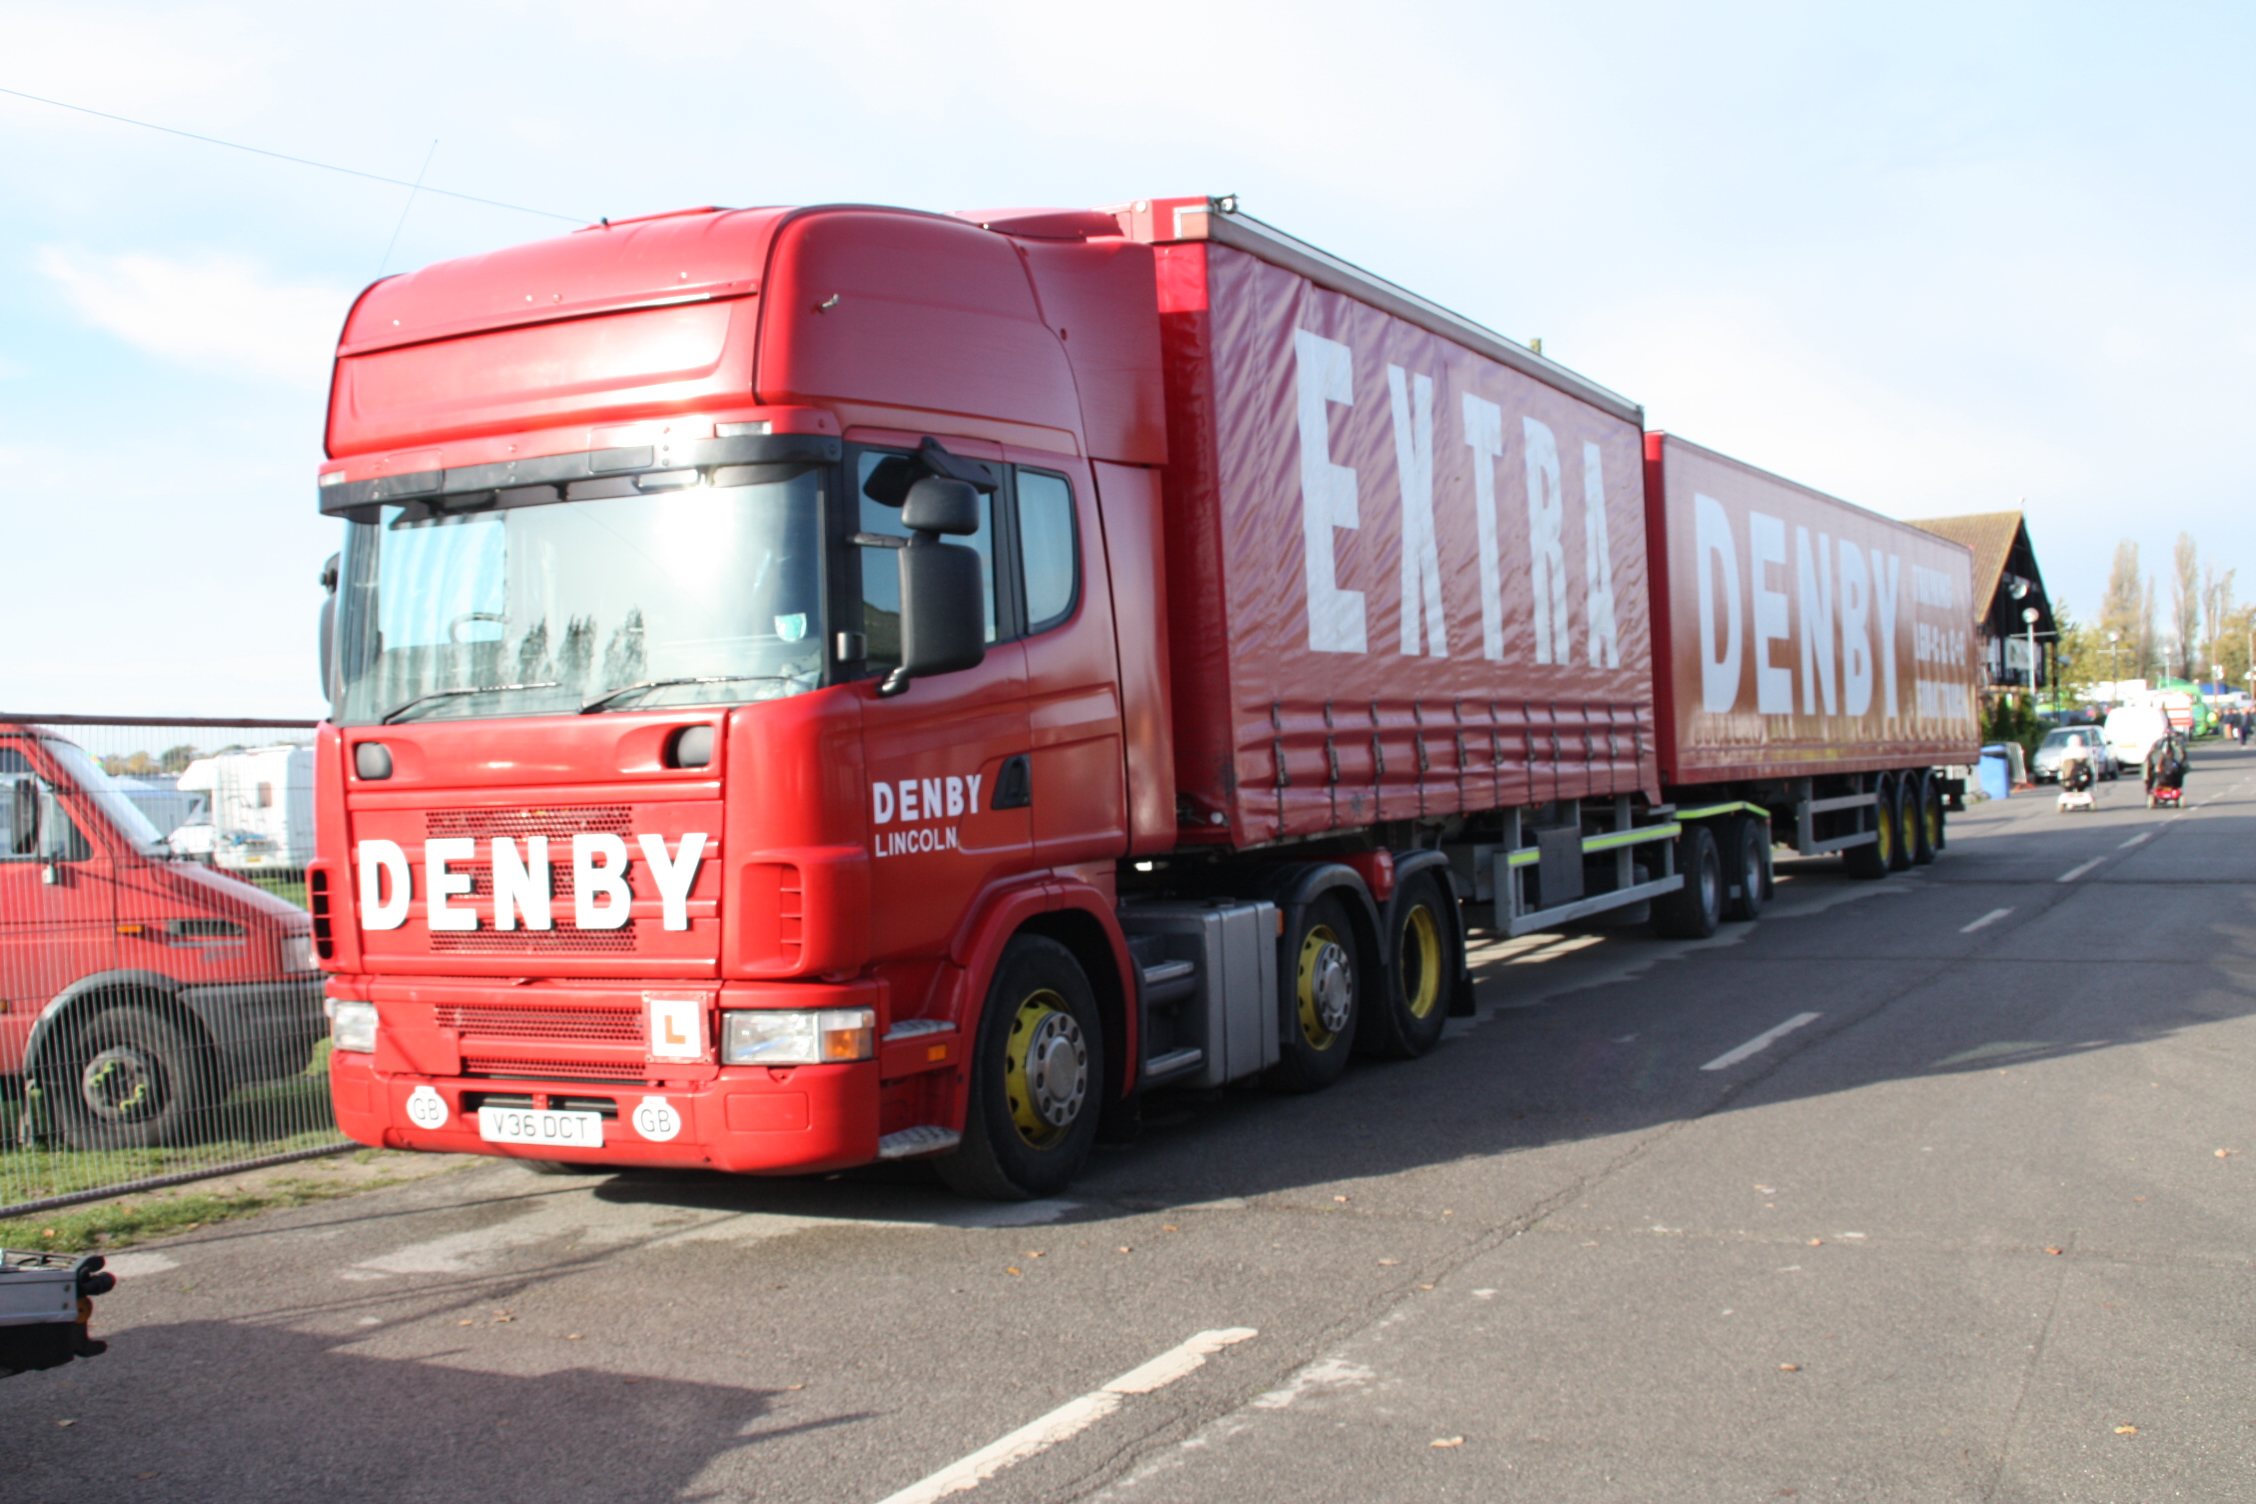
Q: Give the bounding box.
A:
[1911,774,1942,865]
[56,1005,218,1150]
[938,935,1105,1200]
[1843,776,1896,880]
[1652,823,1724,939]
[1265,894,1361,1092]
[1722,815,1772,922]
[1359,871,1458,1060]
[1889,772,1918,871]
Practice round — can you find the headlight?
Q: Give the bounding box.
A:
[282,933,319,972]
[721,1007,875,1065]
[331,1000,379,1053]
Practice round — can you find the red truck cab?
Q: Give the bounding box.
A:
[3,726,324,1147]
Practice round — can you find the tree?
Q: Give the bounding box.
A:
[2171,533,2201,680]
[2138,573,2160,683]
[2201,563,2237,681]
[2098,541,2145,688]
[2051,598,2102,705]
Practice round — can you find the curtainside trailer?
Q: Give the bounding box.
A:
[310,196,1978,1198]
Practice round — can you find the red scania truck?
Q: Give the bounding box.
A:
[312,197,1978,1197]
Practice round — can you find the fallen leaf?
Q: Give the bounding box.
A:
[1417,1284,1435,1291]
[458,1320,476,1327]
[1005,1268,1022,1276]
[565,1334,582,1340]
[1779,1363,1801,1372]
[1334,1196,1349,1203]
[55,1419,76,1427]
[136,1472,158,1480]
[785,1383,804,1391]
[1378,1259,1402,1266]
[2215,1149,2237,1159]
[1430,1436,1465,1448]
[1807,1239,1823,1247]
[2115,1424,2138,1435]
[2045,1247,2063,1256]
[1162,1225,1179,1233]
[1116,1246,1132,1254]
[2134,1197,2147,1202]
[41,1228,55,1238]
[492,1315,515,1323]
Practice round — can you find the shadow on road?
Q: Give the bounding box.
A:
[6,1317,866,1499]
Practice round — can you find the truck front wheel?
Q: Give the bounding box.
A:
[1266,895,1361,1092]
[1359,872,1457,1060]
[56,1005,217,1150]
[939,935,1105,1201]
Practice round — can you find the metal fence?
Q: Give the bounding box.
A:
[2,715,344,1220]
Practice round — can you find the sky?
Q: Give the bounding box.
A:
[4,0,2252,716]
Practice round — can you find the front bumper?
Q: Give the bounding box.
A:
[329,1052,882,1173]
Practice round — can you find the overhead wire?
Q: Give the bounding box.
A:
[0,84,589,224]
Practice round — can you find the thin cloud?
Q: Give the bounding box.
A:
[37,246,348,390]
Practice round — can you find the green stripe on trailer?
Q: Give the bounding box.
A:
[1503,822,1686,867]
[1674,800,1770,823]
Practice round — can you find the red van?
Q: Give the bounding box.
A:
[2,726,325,1148]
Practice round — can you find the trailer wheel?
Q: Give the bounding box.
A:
[939,935,1105,1201]
[1265,894,1361,1093]
[1911,775,1942,865]
[1652,824,1724,939]
[55,1005,217,1150]
[1723,816,1772,922]
[1359,872,1457,1060]
[1843,777,1896,880]
[1889,772,1919,871]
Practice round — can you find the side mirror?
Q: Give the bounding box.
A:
[902,477,981,536]
[10,777,40,857]
[318,552,340,704]
[881,539,986,696]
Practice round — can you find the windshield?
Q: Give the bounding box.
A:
[45,738,170,854]
[334,466,828,725]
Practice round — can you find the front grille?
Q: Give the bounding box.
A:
[426,805,633,840]
[431,924,638,954]
[460,1055,648,1083]
[436,1004,643,1045]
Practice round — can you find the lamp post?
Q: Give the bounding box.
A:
[2023,606,2041,700]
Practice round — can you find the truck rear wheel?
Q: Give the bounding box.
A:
[1723,816,1772,922]
[1265,894,1361,1092]
[1911,774,1942,865]
[56,1005,217,1150]
[1843,777,1897,880]
[1889,772,1919,871]
[939,935,1105,1201]
[1359,872,1457,1060]
[1652,824,1723,939]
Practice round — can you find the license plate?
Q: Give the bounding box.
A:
[477,1107,604,1149]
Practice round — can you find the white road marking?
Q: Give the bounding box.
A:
[2056,858,2105,883]
[1960,908,2012,933]
[875,1328,1257,1504]
[1701,1012,1822,1072]
[2118,832,2152,849]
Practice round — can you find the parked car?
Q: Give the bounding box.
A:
[2,726,324,1149]
[2033,725,2119,783]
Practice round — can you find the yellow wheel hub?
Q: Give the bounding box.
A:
[1399,904,1442,1020]
[1003,988,1087,1149]
[1296,924,1354,1049]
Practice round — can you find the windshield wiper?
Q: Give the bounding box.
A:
[579,675,792,713]
[381,682,561,724]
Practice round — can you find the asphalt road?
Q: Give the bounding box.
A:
[10,749,2254,1503]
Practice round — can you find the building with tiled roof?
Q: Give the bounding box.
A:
[1906,512,2053,696]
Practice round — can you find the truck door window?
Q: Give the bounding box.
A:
[1014,469,1078,633]
[856,450,998,671]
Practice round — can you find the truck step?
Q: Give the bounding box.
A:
[1140,959,1197,988]
[877,1126,961,1160]
[1143,1046,1205,1082]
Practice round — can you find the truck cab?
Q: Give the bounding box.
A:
[3,726,325,1148]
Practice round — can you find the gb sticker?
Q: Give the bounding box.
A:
[404,1084,449,1130]
[632,1096,683,1143]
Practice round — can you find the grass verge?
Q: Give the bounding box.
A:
[0,1149,454,1254]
